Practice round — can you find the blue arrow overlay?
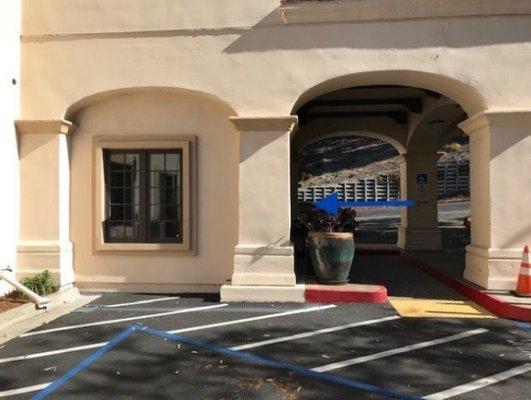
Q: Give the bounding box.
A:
[314,193,414,216]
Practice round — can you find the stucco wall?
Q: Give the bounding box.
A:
[0,0,21,295]
[70,90,238,291]
[18,1,531,292]
[20,0,531,118]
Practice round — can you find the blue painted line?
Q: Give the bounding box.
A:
[32,323,421,400]
[517,322,531,332]
[136,324,422,400]
[31,325,136,400]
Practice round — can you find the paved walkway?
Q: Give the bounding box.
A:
[408,251,531,310]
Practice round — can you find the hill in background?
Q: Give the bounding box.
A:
[298,136,469,188]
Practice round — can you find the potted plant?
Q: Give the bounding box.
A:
[296,202,357,284]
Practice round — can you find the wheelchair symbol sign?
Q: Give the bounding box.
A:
[417,173,428,185]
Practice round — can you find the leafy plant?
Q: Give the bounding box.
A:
[18,270,58,297]
[296,202,357,233]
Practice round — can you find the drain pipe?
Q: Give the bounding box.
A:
[0,267,52,309]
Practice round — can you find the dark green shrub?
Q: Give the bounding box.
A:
[296,202,357,233]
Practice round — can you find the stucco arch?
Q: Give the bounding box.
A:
[407,101,467,153]
[290,70,486,117]
[64,86,238,122]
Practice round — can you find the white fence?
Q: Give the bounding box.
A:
[437,159,469,196]
[297,160,469,202]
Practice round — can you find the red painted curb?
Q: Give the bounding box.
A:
[400,251,531,322]
[305,284,387,303]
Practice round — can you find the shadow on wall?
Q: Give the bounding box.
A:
[224,9,531,53]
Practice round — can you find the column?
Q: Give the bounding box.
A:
[221,116,301,302]
[15,119,76,289]
[458,111,531,290]
[397,152,443,251]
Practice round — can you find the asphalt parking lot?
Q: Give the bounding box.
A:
[1,287,530,400]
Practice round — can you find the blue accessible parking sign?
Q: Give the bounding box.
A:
[416,173,428,185]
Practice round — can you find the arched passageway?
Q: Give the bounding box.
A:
[290,84,472,282]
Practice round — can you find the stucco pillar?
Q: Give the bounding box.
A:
[231,116,298,285]
[15,120,76,289]
[458,111,531,290]
[397,152,442,251]
[221,116,303,302]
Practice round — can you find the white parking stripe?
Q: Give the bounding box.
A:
[0,304,336,364]
[20,303,228,337]
[0,382,51,398]
[312,328,488,373]
[423,363,531,399]
[168,304,336,334]
[103,297,180,308]
[0,342,107,364]
[231,315,400,351]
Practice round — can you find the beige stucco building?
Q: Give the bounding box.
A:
[2,0,530,301]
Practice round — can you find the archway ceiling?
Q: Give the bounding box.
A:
[297,85,442,126]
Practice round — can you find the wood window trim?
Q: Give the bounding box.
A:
[93,135,195,254]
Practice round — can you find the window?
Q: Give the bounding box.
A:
[93,136,193,252]
[104,149,183,243]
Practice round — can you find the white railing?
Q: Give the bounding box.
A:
[297,160,469,202]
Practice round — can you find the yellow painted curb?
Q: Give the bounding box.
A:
[389,298,494,318]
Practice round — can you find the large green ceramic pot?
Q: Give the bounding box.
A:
[307,232,355,284]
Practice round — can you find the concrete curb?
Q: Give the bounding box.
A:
[0,288,100,345]
[1,287,78,328]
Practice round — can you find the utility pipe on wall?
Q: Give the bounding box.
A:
[0,267,51,309]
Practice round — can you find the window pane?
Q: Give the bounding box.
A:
[123,221,138,239]
[165,221,180,239]
[123,187,139,204]
[123,171,139,187]
[165,205,178,220]
[161,171,179,188]
[105,150,142,242]
[124,205,134,220]
[125,154,139,169]
[165,153,180,171]
[147,151,183,242]
[150,154,165,171]
[110,154,125,170]
[111,172,124,186]
[108,221,125,239]
[164,188,177,203]
[149,221,162,238]
[110,188,123,204]
[110,205,123,220]
[150,172,161,188]
[150,188,162,205]
[150,204,162,221]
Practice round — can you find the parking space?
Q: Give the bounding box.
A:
[0,290,530,400]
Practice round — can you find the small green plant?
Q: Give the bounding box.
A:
[19,270,58,297]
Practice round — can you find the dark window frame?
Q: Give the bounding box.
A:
[103,149,183,244]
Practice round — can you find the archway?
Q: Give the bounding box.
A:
[290,81,478,287]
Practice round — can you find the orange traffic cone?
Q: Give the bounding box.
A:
[514,245,531,297]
